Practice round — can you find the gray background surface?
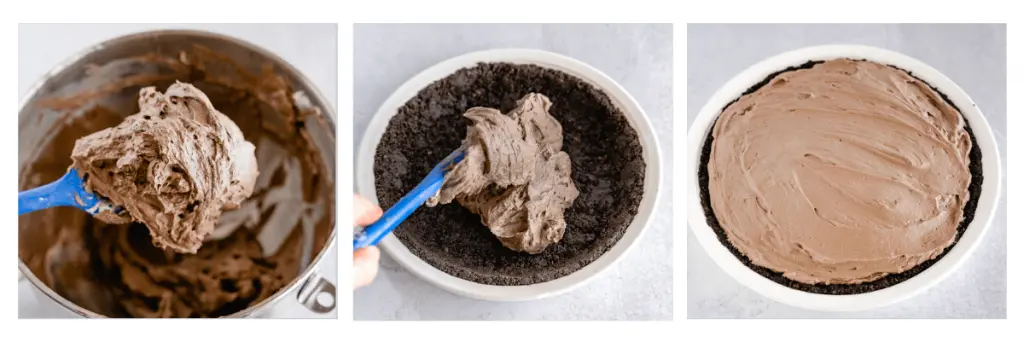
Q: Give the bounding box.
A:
[687,23,1007,319]
[18,23,338,318]
[354,23,673,320]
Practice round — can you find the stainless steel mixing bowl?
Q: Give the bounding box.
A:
[18,29,337,318]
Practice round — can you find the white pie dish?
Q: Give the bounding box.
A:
[686,44,1002,312]
[356,49,663,301]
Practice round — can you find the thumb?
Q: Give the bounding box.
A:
[354,195,383,226]
[353,246,381,289]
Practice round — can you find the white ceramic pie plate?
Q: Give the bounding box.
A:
[357,49,663,301]
[687,45,1003,312]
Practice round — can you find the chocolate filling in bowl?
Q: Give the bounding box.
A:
[19,37,335,317]
[373,62,646,286]
[697,59,983,294]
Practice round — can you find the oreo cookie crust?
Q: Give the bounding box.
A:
[697,60,984,294]
[373,62,646,286]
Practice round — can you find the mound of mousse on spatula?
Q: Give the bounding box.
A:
[70,81,259,254]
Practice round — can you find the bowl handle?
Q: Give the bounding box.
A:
[296,272,336,314]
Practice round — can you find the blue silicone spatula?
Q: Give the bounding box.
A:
[353,147,465,250]
[18,168,125,217]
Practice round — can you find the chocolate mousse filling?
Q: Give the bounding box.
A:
[698,59,983,294]
[71,82,259,254]
[373,62,645,286]
[425,93,580,255]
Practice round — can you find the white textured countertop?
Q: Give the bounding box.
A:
[18,23,338,318]
[687,23,1007,318]
[353,24,673,320]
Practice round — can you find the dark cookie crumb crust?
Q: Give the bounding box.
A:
[373,62,646,286]
[697,60,984,294]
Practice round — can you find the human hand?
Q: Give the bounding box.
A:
[354,194,383,289]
